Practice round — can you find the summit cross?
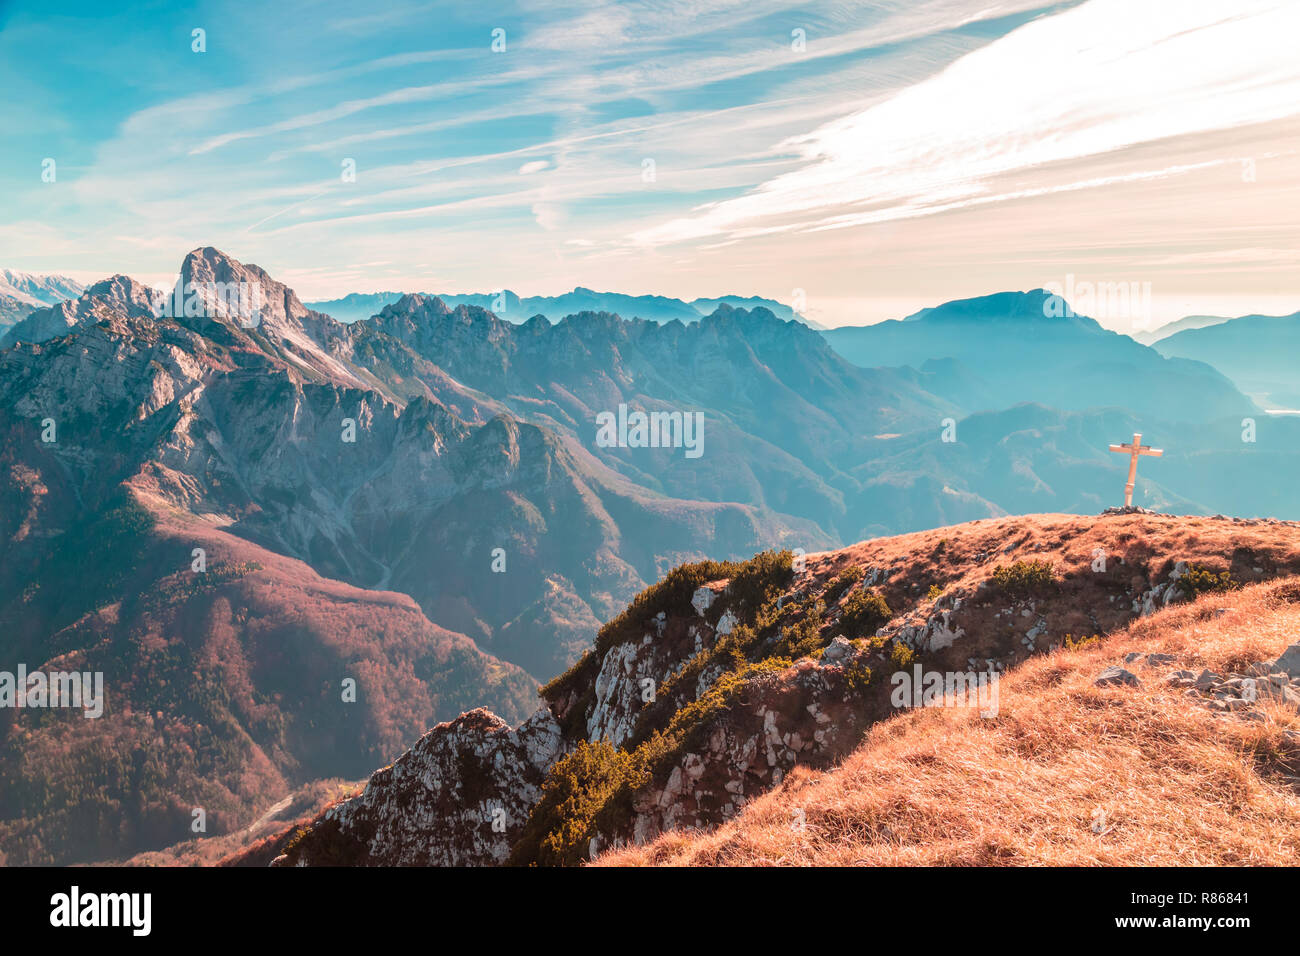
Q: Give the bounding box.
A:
[1108,432,1163,508]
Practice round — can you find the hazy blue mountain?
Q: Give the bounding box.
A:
[302,290,405,323]
[822,290,1255,423]
[689,295,823,329]
[0,293,37,329]
[1132,313,1232,345]
[308,287,819,328]
[1155,311,1300,408]
[352,294,953,540]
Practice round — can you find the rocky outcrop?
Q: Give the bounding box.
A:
[273,707,566,866]
[1161,644,1300,719]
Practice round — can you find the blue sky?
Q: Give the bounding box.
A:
[1,0,1298,329]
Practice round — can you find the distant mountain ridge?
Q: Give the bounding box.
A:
[0,268,84,305]
[822,290,1254,424]
[1155,311,1300,409]
[306,287,819,328]
[0,268,84,328]
[0,274,158,347]
[1132,314,1232,345]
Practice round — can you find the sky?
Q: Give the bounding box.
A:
[1,0,1298,330]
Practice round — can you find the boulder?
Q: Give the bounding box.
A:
[822,636,854,664]
[1271,643,1300,676]
[1095,667,1140,688]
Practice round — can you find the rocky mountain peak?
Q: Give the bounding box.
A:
[174,246,303,329]
[84,273,158,307]
[382,292,453,318]
[0,272,158,347]
[901,289,1098,328]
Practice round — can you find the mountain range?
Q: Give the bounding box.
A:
[2,246,1298,865]
[821,290,1253,423]
[0,269,84,329]
[306,288,824,328]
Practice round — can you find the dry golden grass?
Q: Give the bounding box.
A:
[595,579,1300,866]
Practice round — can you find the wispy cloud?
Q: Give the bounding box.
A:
[630,0,1300,246]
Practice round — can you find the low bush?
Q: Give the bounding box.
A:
[825,566,864,603]
[840,589,892,637]
[1177,564,1239,600]
[989,559,1057,598]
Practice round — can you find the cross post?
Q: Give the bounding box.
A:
[1108,432,1163,508]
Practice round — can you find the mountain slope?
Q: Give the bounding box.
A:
[1155,311,1300,408]
[353,294,952,541]
[244,511,1300,867]
[0,294,37,330]
[598,574,1300,866]
[0,487,536,866]
[1132,313,1231,345]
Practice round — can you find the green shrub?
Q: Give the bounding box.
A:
[771,600,827,660]
[1062,633,1100,651]
[725,549,794,616]
[839,589,892,636]
[888,641,915,670]
[843,658,873,693]
[1177,564,1238,600]
[517,656,799,865]
[542,550,793,710]
[824,566,864,603]
[989,559,1057,598]
[507,741,636,867]
[927,583,944,601]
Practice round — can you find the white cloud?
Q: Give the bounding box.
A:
[630,0,1300,247]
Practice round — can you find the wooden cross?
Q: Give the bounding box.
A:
[1108,432,1162,508]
